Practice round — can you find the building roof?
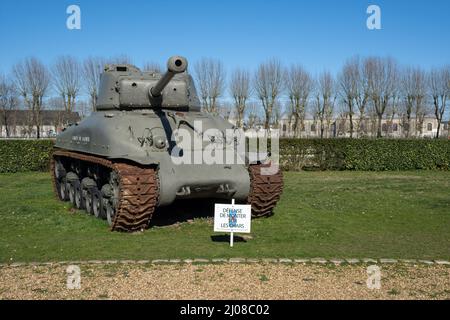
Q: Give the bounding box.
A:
[0,110,81,126]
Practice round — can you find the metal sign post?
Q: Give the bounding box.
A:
[230,231,234,247]
[230,199,235,247]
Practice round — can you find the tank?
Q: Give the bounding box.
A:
[51,56,283,231]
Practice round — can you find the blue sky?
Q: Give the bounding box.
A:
[0,0,449,77]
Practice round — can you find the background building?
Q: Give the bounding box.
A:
[0,110,80,138]
[278,114,449,139]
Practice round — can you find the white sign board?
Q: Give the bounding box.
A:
[214,202,251,233]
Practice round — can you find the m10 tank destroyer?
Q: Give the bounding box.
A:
[51,56,283,231]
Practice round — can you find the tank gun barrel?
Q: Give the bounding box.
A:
[150,56,188,97]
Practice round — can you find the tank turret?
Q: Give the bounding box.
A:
[96,56,199,111]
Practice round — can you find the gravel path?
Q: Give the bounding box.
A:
[1,263,449,300]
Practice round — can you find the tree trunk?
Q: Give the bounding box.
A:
[320,120,324,138]
[406,116,411,138]
[36,111,40,139]
[264,112,270,130]
[2,112,10,137]
[293,114,299,138]
[357,118,363,138]
[349,113,354,138]
[377,114,382,138]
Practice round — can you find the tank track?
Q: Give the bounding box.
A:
[51,151,281,229]
[51,150,159,232]
[247,163,283,218]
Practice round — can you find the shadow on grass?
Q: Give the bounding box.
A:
[150,198,230,227]
[210,234,247,243]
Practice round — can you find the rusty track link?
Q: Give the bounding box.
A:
[247,163,283,218]
[51,150,159,232]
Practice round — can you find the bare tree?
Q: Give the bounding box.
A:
[142,62,162,73]
[230,68,251,128]
[367,103,379,137]
[46,96,65,133]
[53,56,81,112]
[194,58,226,114]
[83,57,106,112]
[254,58,284,130]
[364,57,398,138]
[429,66,450,138]
[108,54,133,65]
[246,101,261,129]
[314,71,336,138]
[338,57,361,137]
[388,88,401,137]
[355,58,370,136]
[399,67,426,137]
[286,64,313,137]
[335,109,349,137]
[325,99,336,137]
[47,96,64,109]
[400,67,416,137]
[271,100,283,128]
[75,100,89,118]
[217,101,233,121]
[413,69,427,137]
[12,57,50,138]
[284,100,295,137]
[0,74,19,137]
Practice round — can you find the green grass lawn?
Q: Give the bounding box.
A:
[0,171,449,262]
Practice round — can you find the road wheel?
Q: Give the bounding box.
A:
[68,181,76,205]
[69,180,84,209]
[92,187,105,219]
[57,177,69,201]
[105,200,116,226]
[84,188,94,214]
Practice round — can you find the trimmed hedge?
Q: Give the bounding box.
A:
[0,139,54,173]
[279,138,450,171]
[0,138,450,173]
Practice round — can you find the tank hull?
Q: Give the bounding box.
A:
[55,110,251,206]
